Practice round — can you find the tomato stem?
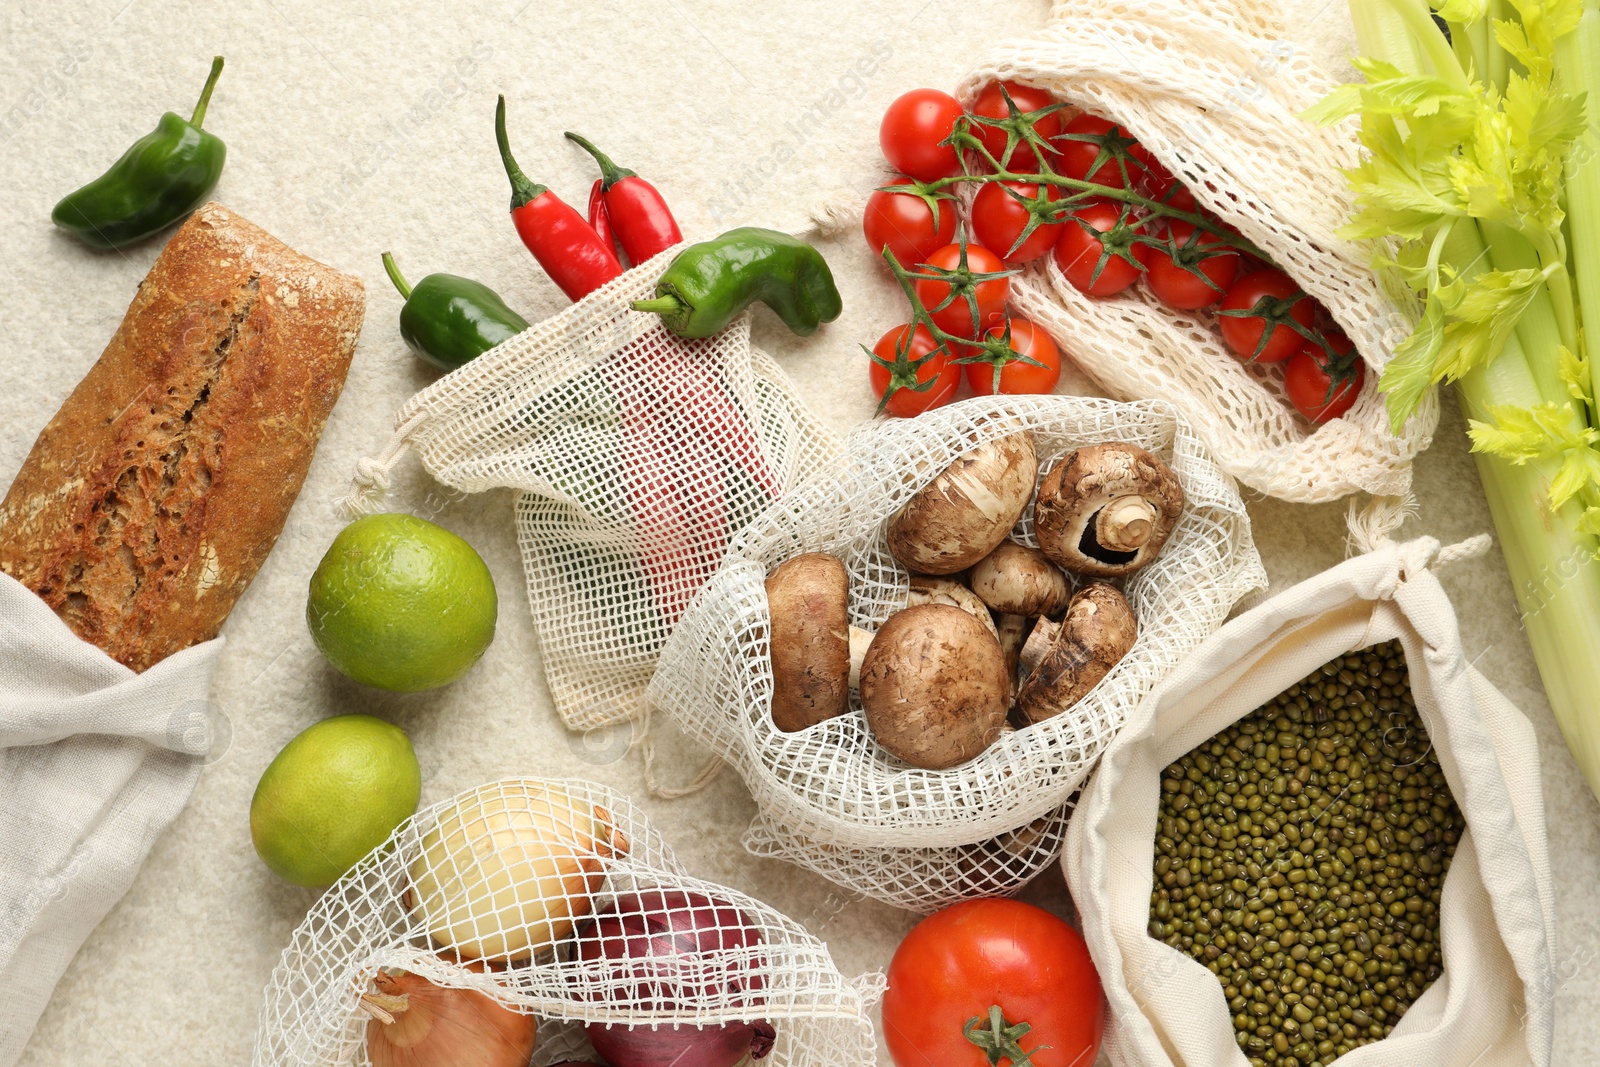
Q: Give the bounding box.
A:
[963,1004,1047,1067]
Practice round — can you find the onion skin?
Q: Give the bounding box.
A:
[364,970,537,1067]
[576,889,776,1067]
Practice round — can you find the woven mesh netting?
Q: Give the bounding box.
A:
[343,245,840,730]
[648,395,1265,908]
[950,0,1438,503]
[253,778,880,1067]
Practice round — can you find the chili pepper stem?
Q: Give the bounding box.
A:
[564,131,636,190]
[190,56,225,129]
[631,295,685,314]
[494,95,549,209]
[381,251,413,299]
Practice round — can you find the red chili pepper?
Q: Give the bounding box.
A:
[587,177,618,260]
[495,96,622,301]
[565,131,683,265]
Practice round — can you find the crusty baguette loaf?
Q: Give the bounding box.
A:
[0,203,364,671]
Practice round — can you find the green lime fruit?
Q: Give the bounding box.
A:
[250,714,421,888]
[307,513,497,692]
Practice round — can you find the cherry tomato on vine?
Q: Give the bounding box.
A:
[1129,144,1197,212]
[880,89,965,181]
[1055,113,1143,189]
[970,181,1063,265]
[1138,220,1240,309]
[968,80,1065,173]
[868,324,961,418]
[914,243,1011,338]
[963,317,1062,395]
[1052,200,1147,297]
[863,177,958,269]
[1218,268,1316,363]
[882,899,1104,1067]
[1286,330,1364,422]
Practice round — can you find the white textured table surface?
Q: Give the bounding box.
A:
[1,0,1596,1064]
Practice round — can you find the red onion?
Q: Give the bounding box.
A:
[575,888,775,1067]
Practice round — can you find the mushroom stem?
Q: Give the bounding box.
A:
[1098,495,1160,552]
[1019,617,1061,677]
[848,626,874,691]
[996,613,1029,698]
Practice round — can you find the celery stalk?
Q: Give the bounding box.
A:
[1558,6,1600,405]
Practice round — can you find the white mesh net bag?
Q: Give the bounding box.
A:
[935,0,1439,504]
[648,394,1266,909]
[252,777,880,1067]
[342,246,840,730]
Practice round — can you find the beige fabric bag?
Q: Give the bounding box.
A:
[1066,537,1556,1067]
[944,0,1438,505]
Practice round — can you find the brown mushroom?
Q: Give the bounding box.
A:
[1015,583,1137,725]
[765,553,851,732]
[886,432,1039,575]
[970,542,1073,617]
[1033,442,1185,578]
[906,574,1002,642]
[859,604,1010,769]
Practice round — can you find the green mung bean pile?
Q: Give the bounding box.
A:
[1148,641,1465,1066]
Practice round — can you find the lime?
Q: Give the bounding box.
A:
[307,513,497,692]
[250,714,421,887]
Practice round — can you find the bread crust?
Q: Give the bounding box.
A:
[0,203,364,671]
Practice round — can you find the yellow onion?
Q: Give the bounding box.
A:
[362,969,536,1067]
[409,781,629,961]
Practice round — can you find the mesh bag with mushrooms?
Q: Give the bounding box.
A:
[339,246,840,730]
[949,0,1438,506]
[252,777,880,1067]
[1066,537,1556,1067]
[649,395,1265,910]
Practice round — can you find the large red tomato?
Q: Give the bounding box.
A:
[883,899,1105,1067]
[863,177,958,269]
[880,89,965,181]
[968,79,1066,173]
[913,243,1011,338]
[970,181,1062,265]
[868,324,961,418]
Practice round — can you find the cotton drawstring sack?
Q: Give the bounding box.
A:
[252,777,880,1067]
[804,0,1439,507]
[649,394,1265,910]
[342,246,840,731]
[1065,536,1557,1067]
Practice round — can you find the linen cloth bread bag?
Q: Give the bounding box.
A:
[0,204,364,1066]
[252,777,880,1067]
[1066,536,1557,1067]
[943,0,1438,507]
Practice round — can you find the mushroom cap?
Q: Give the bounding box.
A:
[1015,582,1138,725]
[860,604,1010,770]
[969,541,1074,617]
[1033,442,1185,578]
[886,432,1039,575]
[765,553,851,732]
[906,574,1002,642]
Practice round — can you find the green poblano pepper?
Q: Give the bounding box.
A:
[631,227,842,338]
[382,253,530,371]
[52,57,228,250]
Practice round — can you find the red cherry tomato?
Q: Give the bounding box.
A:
[968,80,1065,173]
[1130,146,1198,213]
[1052,200,1147,297]
[963,317,1062,395]
[863,177,958,269]
[1139,220,1240,310]
[914,243,1011,338]
[1218,268,1315,363]
[970,181,1063,265]
[868,324,961,418]
[1286,331,1365,422]
[1055,113,1143,189]
[882,899,1105,1067]
[880,89,965,181]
